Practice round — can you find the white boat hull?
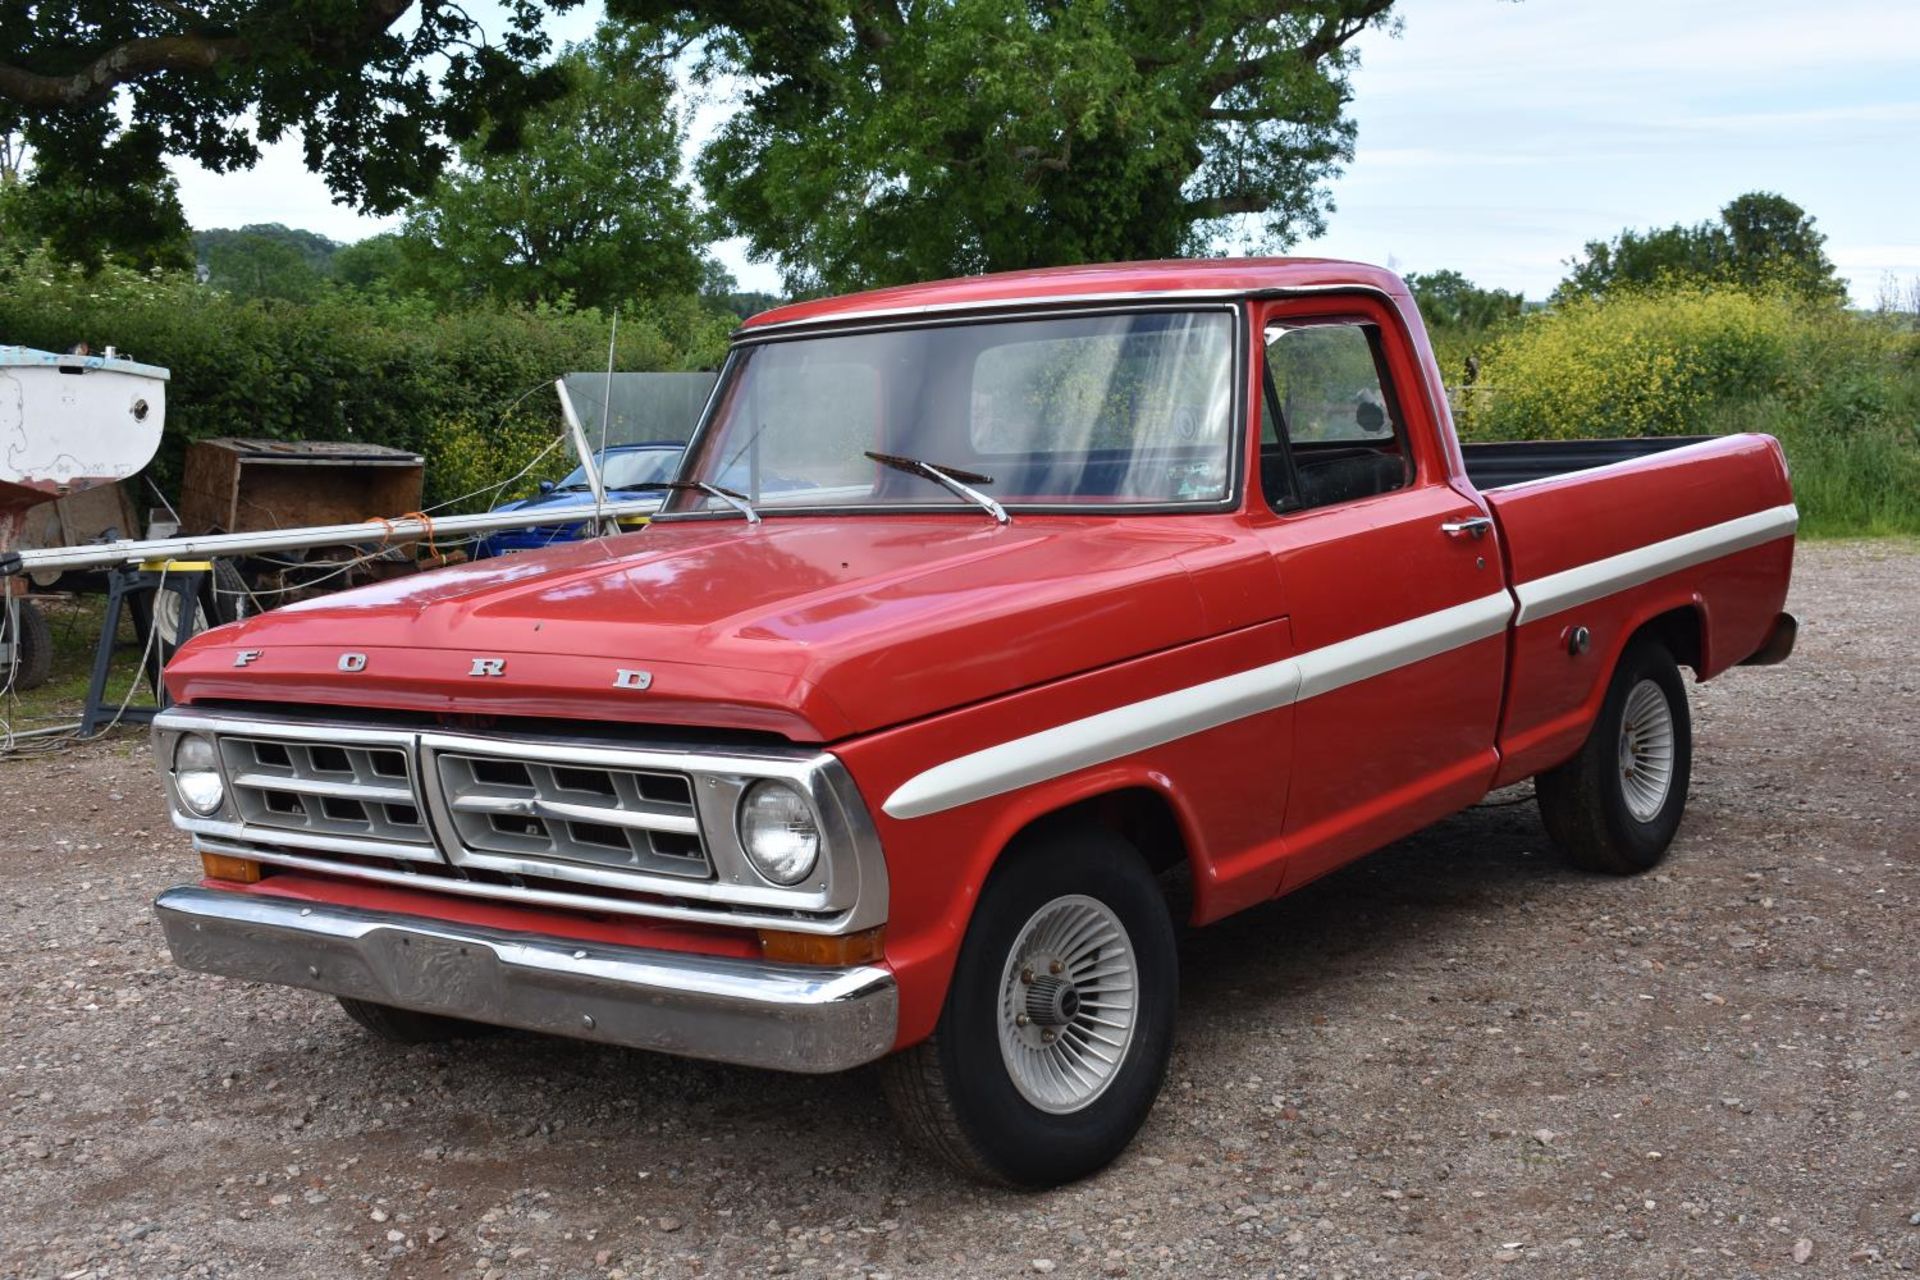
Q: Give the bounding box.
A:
[1,347,167,499]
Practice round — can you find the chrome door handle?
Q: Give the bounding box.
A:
[1441,515,1493,540]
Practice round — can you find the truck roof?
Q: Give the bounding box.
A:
[742,258,1412,332]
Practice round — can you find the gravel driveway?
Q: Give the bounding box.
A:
[2,540,1915,1279]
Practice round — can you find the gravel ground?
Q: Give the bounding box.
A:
[2,539,1915,1280]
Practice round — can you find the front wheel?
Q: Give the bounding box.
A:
[882,828,1177,1187]
[1536,637,1693,874]
[336,997,500,1044]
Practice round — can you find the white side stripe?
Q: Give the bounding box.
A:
[882,592,1512,820]
[883,501,1797,821]
[883,653,1303,822]
[1512,503,1798,626]
[1294,592,1513,701]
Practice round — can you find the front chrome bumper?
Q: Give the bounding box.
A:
[154,886,898,1074]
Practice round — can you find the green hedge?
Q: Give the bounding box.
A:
[1451,283,1920,536]
[0,249,733,510]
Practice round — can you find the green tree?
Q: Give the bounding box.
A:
[397,25,711,311]
[195,224,342,301]
[0,0,581,268]
[1717,192,1846,300]
[1559,192,1846,303]
[0,119,193,270]
[1403,269,1523,329]
[630,0,1397,292]
[330,232,414,293]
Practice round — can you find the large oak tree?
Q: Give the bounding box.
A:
[638,0,1399,291]
[0,0,578,266]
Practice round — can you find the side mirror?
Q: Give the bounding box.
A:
[537,480,556,495]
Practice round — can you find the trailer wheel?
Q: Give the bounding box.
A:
[1536,637,1693,874]
[1,598,54,692]
[881,827,1177,1187]
[135,560,248,680]
[336,997,500,1044]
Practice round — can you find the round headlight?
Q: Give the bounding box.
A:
[737,780,821,886]
[172,733,226,816]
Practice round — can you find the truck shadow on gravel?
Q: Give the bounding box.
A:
[1176,794,1571,1007]
[277,796,1577,1178]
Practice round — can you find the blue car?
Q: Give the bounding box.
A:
[476,441,684,557]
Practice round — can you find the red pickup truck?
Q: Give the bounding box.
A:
[152,260,1798,1187]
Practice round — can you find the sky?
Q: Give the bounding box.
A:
[169,0,1920,305]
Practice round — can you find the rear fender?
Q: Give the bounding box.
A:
[1493,588,1711,787]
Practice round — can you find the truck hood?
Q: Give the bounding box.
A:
[166,515,1257,741]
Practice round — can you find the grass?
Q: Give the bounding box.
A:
[1435,286,1920,539]
[1748,414,1920,540]
[2,596,165,745]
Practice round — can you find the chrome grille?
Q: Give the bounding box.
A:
[434,751,712,880]
[220,736,430,850]
[159,707,887,935]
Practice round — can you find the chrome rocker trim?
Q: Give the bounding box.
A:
[154,885,898,1074]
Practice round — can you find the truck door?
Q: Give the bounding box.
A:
[1250,297,1510,891]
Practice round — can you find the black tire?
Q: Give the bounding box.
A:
[881,827,1178,1187]
[335,997,500,1044]
[2,598,54,692]
[134,559,248,684]
[1536,637,1693,874]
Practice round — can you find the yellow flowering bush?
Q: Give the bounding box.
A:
[419,410,569,513]
[1460,285,1795,440]
[1449,280,1920,533]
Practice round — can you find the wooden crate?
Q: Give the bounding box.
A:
[179,438,425,534]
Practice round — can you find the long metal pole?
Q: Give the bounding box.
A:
[3,496,664,576]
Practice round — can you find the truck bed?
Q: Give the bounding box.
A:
[1461,437,1714,490]
[1478,432,1796,786]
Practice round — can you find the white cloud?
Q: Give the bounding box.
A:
[157,0,1915,303]
[1285,0,1920,303]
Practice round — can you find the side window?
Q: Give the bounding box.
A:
[1259,322,1412,513]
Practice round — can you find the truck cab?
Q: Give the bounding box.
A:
[151,259,1796,1186]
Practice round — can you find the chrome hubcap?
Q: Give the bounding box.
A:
[997,894,1138,1114]
[152,589,208,646]
[1618,678,1676,822]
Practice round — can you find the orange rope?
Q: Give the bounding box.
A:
[359,511,437,559]
[360,515,398,549]
[395,511,439,560]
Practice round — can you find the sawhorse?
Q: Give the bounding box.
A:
[80,559,211,739]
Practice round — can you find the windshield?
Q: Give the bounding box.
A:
[557,446,683,491]
[669,310,1237,515]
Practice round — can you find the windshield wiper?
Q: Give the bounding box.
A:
[864,451,1009,525]
[652,480,761,524]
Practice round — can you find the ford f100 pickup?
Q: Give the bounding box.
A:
[150,259,1798,1186]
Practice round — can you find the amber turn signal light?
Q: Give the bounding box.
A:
[757,925,885,966]
[200,852,264,884]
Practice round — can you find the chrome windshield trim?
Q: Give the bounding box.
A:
[669,301,1249,522]
[738,290,1251,336]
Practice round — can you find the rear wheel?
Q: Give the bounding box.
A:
[882,828,1177,1187]
[1,598,54,692]
[336,997,499,1044]
[1536,637,1693,874]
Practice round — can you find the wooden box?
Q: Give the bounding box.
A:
[178,438,425,534]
